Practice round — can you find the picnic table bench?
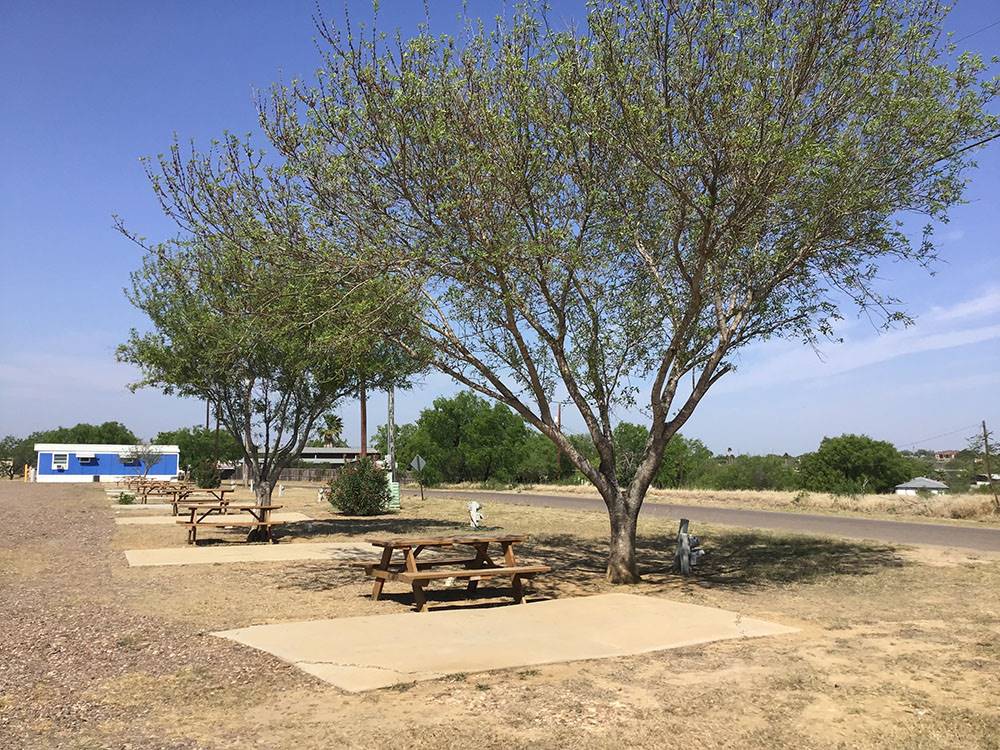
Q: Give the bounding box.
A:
[355,534,549,612]
[176,503,283,544]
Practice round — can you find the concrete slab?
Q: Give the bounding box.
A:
[215,593,798,692]
[124,541,374,567]
[111,503,174,512]
[115,512,311,526]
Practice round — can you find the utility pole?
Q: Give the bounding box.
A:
[214,402,220,470]
[387,386,396,482]
[982,420,999,513]
[359,379,368,457]
[555,401,563,478]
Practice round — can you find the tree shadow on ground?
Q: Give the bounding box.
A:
[274,516,468,541]
[523,528,906,592]
[274,526,906,602]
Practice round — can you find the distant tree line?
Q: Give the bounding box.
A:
[0,422,138,478]
[374,392,955,495]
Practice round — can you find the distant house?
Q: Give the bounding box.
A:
[894,477,949,496]
[295,446,382,465]
[33,443,180,483]
[973,473,1000,487]
[934,450,959,461]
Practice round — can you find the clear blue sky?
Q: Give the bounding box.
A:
[1,1,998,454]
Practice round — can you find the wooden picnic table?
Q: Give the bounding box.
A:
[133,482,196,505]
[356,534,549,612]
[177,503,283,544]
[164,487,235,515]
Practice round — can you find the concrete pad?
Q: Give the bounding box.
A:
[214,593,798,692]
[124,541,374,567]
[112,503,174,512]
[115,512,311,526]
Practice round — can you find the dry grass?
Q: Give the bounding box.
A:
[4,482,1000,750]
[442,482,1000,524]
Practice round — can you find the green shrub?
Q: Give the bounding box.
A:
[328,457,391,515]
[192,460,221,488]
[117,492,135,505]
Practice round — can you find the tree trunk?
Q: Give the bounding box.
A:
[247,480,274,542]
[606,493,641,583]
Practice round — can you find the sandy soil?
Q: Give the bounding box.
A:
[3,482,999,749]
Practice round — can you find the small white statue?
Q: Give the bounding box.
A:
[278,483,285,497]
[468,501,485,529]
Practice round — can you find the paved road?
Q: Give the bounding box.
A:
[404,488,1000,552]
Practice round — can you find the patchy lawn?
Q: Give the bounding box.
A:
[2,482,999,749]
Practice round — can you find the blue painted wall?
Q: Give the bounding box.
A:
[37,451,179,477]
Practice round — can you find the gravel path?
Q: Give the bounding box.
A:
[0,483,305,749]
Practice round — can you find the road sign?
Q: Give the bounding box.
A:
[410,455,426,472]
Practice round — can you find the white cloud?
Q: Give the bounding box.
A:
[722,288,1000,392]
[926,287,1000,322]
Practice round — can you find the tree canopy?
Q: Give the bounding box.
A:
[798,434,920,494]
[118,138,420,505]
[154,426,245,472]
[262,0,998,580]
[0,422,140,477]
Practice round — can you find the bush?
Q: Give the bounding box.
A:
[192,460,221,488]
[328,457,391,515]
[117,492,135,505]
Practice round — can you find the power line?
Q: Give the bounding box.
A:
[953,17,1000,45]
[900,423,981,449]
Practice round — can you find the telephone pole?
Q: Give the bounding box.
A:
[555,401,563,478]
[982,420,999,513]
[359,379,368,457]
[387,386,396,482]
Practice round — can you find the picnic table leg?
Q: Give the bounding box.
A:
[404,547,419,573]
[411,581,428,613]
[467,542,490,592]
[501,541,517,567]
[511,574,525,604]
[371,547,393,600]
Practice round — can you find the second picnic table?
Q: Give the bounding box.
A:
[177,503,283,544]
[165,487,235,515]
[357,534,550,612]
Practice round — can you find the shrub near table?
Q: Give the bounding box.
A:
[328,457,390,516]
[192,460,221,489]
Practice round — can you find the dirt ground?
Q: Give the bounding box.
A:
[2,482,999,749]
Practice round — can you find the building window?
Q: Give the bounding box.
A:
[78,457,96,465]
[52,453,69,470]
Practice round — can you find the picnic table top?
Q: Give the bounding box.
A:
[183,503,283,511]
[367,534,525,549]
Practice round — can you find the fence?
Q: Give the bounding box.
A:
[230,466,340,483]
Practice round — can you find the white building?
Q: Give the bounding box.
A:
[894,477,949,496]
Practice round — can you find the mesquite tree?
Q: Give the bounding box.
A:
[264,0,997,580]
[118,137,417,516]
